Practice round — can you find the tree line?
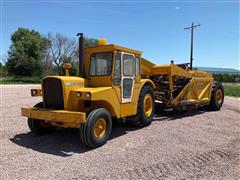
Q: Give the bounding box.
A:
[212,73,240,83]
[1,28,98,77]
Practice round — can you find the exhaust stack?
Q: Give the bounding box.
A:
[77,33,85,77]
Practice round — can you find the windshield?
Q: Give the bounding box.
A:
[90,52,113,76]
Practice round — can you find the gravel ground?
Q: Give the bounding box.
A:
[0,85,239,180]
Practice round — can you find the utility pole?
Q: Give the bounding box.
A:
[184,22,200,70]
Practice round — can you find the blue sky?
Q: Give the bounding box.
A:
[1,0,239,69]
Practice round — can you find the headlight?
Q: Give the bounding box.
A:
[31,89,42,96]
[85,92,91,98]
[76,92,81,97]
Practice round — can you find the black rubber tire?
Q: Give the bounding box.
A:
[129,85,155,127]
[79,108,112,148]
[28,102,56,135]
[207,81,224,111]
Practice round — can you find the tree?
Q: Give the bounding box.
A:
[84,38,99,48]
[46,33,77,75]
[6,28,49,76]
[0,62,3,75]
[213,73,240,82]
[0,62,7,76]
[46,33,98,75]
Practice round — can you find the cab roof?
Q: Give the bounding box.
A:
[86,44,142,56]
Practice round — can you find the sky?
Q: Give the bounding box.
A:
[0,0,239,69]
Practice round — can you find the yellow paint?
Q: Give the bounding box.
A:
[141,58,155,78]
[216,89,223,105]
[172,77,213,106]
[93,118,106,138]
[119,79,156,118]
[151,63,213,107]
[22,42,214,129]
[143,94,153,117]
[152,64,193,78]
[22,44,148,127]
[21,106,86,128]
[70,87,121,117]
[41,76,86,110]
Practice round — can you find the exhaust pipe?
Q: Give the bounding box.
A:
[77,33,85,77]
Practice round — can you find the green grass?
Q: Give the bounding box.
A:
[0,76,41,84]
[223,83,240,97]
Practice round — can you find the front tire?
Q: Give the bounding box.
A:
[79,108,112,148]
[28,102,56,135]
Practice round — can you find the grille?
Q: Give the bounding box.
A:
[42,78,64,109]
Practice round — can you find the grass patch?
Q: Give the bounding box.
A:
[223,83,240,97]
[0,76,41,84]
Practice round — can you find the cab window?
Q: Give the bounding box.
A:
[123,54,135,76]
[113,52,121,85]
[90,52,113,76]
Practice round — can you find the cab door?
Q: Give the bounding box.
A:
[121,53,136,103]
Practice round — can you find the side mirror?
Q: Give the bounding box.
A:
[63,63,72,76]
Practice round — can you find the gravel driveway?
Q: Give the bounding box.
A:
[0,85,239,179]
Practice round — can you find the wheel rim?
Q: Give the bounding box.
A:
[93,118,106,138]
[143,94,153,117]
[216,89,223,105]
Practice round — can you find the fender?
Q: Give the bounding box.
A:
[140,79,156,90]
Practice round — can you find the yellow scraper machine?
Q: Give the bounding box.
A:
[21,33,224,148]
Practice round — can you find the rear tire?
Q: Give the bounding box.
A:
[207,81,224,111]
[28,102,56,135]
[129,85,155,127]
[79,108,112,148]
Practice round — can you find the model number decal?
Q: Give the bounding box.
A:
[65,82,83,86]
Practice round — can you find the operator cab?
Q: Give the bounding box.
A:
[85,44,142,103]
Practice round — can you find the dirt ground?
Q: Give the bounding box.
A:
[0,85,239,180]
